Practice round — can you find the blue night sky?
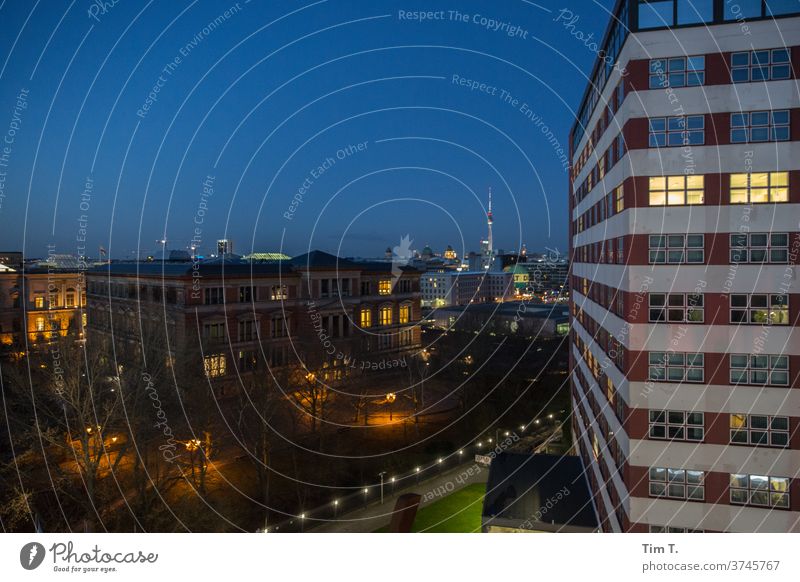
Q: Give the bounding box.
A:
[0,0,611,260]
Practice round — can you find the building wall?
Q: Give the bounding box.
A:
[569,10,800,533]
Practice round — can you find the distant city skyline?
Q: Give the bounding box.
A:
[0,1,613,261]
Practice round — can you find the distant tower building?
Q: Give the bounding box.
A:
[217,239,233,256]
[520,243,527,258]
[385,247,393,260]
[479,188,494,270]
[443,245,457,260]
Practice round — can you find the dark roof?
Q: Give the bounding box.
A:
[289,251,361,270]
[88,261,290,277]
[434,302,569,320]
[87,250,422,278]
[482,453,597,530]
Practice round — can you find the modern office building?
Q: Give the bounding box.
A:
[420,270,514,308]
[569,1,800,533]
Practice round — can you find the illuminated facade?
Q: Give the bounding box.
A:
[85,251,422,395]
[0,267,86,350]
[569,1,800,533]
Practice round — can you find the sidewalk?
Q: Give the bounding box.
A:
[309,460,489,533]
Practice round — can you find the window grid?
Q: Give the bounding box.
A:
[730,172,788,204]
[731,49,791,83]
[649,115,705,147]
[649,175,704,206]
[730,474,790,509]
[730,294,789,325]
[731,110,790,143]
[730,354,789,386]
[730,232,789,264]
[649,56,705,89]
[649,352,704,383]
[649,410,704,442]
[649,467,705,501]
[649,293,704,323]
[649,234,704,264]
[730,414,790,447]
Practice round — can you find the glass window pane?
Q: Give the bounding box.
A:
[725,1,761,19]
[639,1,675,29]
[650,467,666,481]
[686,234,703,248]
[730,474,748,488]
[677,0,713,24]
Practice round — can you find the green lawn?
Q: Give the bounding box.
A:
[377,483,485,533]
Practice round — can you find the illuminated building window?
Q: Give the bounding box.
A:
[730,414,789,447]
[730,474,789,508]
[730,172,788,204]
[378,280,391,295]
[270,285,288,300]
[34,296,44,309]
[359,307,372,328]
[399,304,410,324]
[204,354,226,378]
[65,289,77,308]
[730,294,788,325]
[379,305,392,326]
[615,184,624,213]
[649,467,705,501]
[648,175,704,206]
[35,316,46,332]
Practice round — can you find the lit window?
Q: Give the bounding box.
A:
[204,354,226,378]
[730,232,789,263]
[360,308,372,328]
[648,352,704,383]
[649,410,704,441]
[730,414,789,447]
[731,110,790,143]
[730,474,789,508]
[65,290,76,308]
[649,234,704,264]
[378,280,392,295]
[730,354,788,386]
[34,296,44,309]
[649,175,704,206]
[649,115,705,147]
[730,294,788,325]
[730,172,788,203]
[379,305,392,326]
[730,49,791,83]
[615,185,624,213]
[399,304,410,324]
[270,285,288,300]
[649,466,705,501]
[35,316,46,332]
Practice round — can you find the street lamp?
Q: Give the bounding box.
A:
[386,393,396,421]
[378,471,387,504]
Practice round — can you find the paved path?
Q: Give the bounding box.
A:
[309,460,489,533]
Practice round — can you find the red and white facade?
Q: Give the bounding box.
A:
[569,1,800,533]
